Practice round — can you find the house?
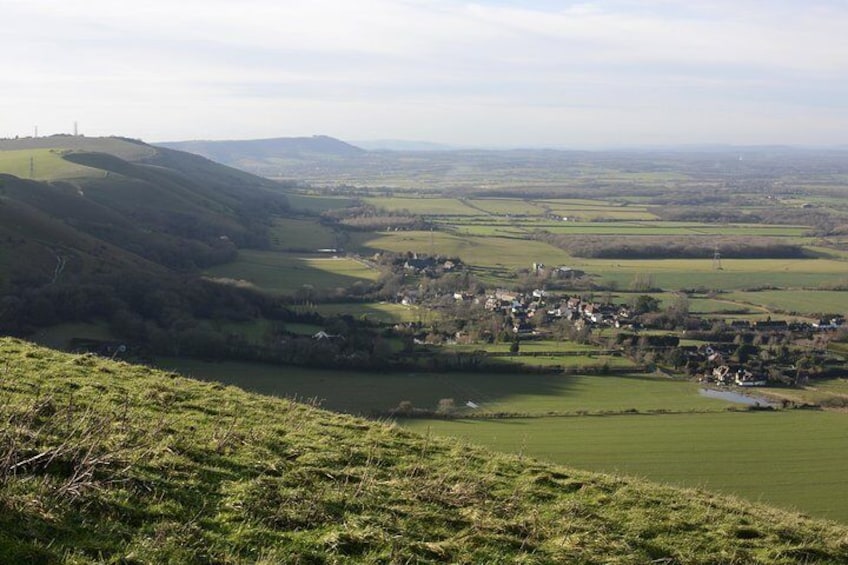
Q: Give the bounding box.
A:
[735,369,767,387]
[713,365,732,384]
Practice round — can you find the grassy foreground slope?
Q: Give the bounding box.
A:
[2,338,847,564]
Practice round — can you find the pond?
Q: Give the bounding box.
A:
[699,387,776,407]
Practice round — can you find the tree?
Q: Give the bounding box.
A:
[630,273,656,292]
[631,295,660,315]
[510,338,520,355]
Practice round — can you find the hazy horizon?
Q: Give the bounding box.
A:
[4,1,848,147]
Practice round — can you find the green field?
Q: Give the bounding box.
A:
[448,340,601,354]
[349,228,848,290]
[156,360,732,417]
[285,193,357,213]
[269,217,338,251]
[363,196,479,216]
[295,301,430,323]
[0,148,99,180]
[0,138,158,181]
[465,198,548,216]
[205,250,378,294]
[579,257,848,291]
[159,352,848,522]
[723,290,848,316]
[401,411,848,523]
[350,230,572,284]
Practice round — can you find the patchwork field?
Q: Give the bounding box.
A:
[350,230,572,284]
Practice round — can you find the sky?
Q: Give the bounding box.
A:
[2,0,848,147]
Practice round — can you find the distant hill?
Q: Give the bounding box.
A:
[2,336,847,564]
[158,135,366,163]
[0,135,292,334]
[350,139,456,151]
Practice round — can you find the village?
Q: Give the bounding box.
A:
[388,256,848,388]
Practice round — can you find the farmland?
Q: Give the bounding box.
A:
[204,249,378,294]
[187,158,848,525]
[157,359,733,418]
[9,139,848,535]
[401,411,848,523]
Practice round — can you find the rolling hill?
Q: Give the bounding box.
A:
[159,135,365,164]
[0,135,293,335]
[2,336,847,564]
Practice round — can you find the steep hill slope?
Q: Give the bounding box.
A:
[1,337,846,564]
[0,136,293,334]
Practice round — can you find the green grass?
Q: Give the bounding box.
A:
[578,257,848,291]
[0,149,99,180]
[723,290,848,316]
[204,250,378,294]
[5,338,847,564]
[269,217,338,251]
[363,196,479,216]
[465,198,548,216]
[401,410,848,523]
[350,230,573,285]
[448,340,601,354]
[295,301,431,323]
[158,359,730,420]
[0,137,160,180]
[285,193,357,213]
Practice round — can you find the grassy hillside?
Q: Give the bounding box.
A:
[158,135,365,168]
[0,136,299,336]
[0,137,290,282]
[2,338,847,564]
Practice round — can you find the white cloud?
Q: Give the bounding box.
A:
[1,0,847,145]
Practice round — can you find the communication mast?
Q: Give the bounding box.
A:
[712,245,722,270]
[74,121,78,136]
[34,126,38,138]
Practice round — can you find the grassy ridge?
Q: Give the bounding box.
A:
[3,338,848,563]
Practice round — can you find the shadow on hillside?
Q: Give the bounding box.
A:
[154,356,581,417]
